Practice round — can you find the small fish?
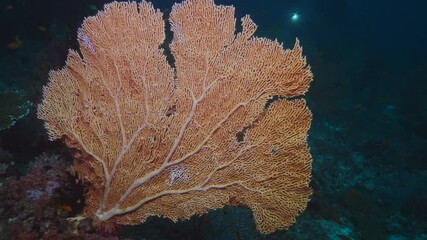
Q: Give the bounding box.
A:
[5,5,13,10]
[58,204,73,213]
[6,35,22,49]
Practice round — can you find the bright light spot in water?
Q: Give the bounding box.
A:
[290,12,300,23]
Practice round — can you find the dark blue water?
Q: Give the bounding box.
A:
[0,0,426,239]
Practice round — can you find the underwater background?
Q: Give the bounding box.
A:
[0,0,426,239]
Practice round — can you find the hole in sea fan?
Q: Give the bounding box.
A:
[166,105,176,116]
[271,146,278,155]
[235,126,250,142]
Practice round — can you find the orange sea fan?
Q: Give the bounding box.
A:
[38,0,313,234]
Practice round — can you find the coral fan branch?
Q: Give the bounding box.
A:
[70,131,109,181]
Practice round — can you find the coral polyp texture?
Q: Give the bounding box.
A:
[37,0,313,234]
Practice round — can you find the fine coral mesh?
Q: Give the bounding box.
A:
[37,0,313,234]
